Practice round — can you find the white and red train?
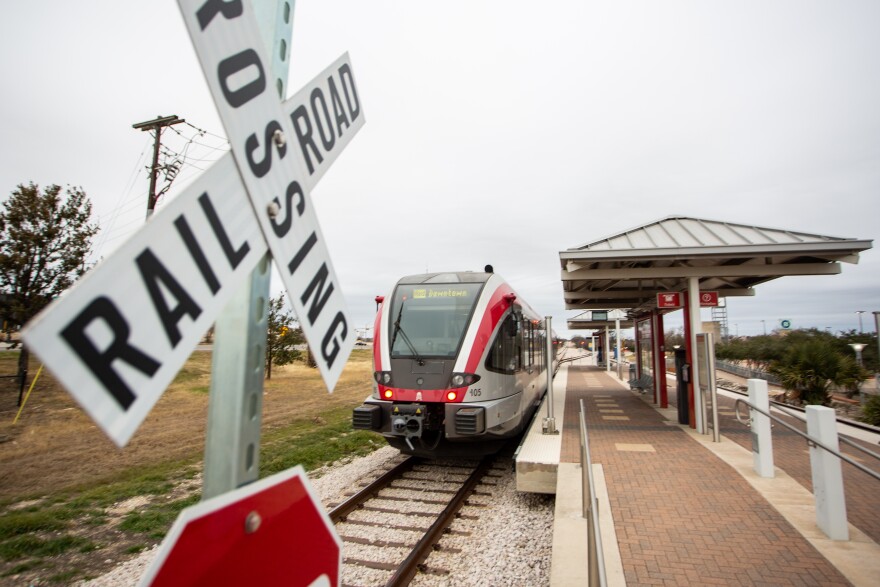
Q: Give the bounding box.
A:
[352,269,556,457]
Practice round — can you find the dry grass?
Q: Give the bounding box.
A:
[0,349,375,501]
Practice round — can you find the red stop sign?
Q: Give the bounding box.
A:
[139,466,341,587]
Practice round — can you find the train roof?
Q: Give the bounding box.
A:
[395,271,494,285]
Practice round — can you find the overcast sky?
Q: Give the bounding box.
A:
[3,0,879,340]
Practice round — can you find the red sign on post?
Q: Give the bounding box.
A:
[657,292,682,308]
[139,467,341,587]
[657,291,720,308]
[699,291,719,307]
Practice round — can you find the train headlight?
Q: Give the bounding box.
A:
[450,373,480,387]
[374,371,392,385]
[383,389,394,399]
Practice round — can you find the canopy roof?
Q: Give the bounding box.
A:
[560,216,872,324]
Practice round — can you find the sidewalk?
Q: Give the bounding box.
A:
[560,364,877,586]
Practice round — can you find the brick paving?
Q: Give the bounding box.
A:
[562,365,852,586]
[675,377,880,545]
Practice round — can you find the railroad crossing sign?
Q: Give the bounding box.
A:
[138,466,341,587]
[22,49,364,445]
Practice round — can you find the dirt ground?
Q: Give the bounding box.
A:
[0,349,375,501]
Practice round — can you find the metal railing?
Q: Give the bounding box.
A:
[733,398,880,482]
[715,360,781,386]
[579,399,607,587]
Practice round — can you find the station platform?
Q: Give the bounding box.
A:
[515,355,880,586]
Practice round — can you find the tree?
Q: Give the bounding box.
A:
[768,337,866,406]
[664,329,686,350]
[265,294,304,379]
[715,329,870,405]
[0,183,98,326]
[0,183,98,398]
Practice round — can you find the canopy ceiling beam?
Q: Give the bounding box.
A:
[561,263,841,281]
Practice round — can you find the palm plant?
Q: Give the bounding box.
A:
[769,338,865,405]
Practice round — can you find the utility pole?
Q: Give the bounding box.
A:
[132,115,185,219]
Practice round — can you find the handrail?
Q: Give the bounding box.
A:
[733,398,880,482]
[753,397,880,457]
[579,399,607,587]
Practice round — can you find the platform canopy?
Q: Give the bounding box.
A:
[560,216,873,324]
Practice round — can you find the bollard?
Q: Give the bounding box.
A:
[748,379,775,478]
[805,406,849,540]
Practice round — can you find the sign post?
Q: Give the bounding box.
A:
[201,0,292,501]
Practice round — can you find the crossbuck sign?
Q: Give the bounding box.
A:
[23,2,363,447]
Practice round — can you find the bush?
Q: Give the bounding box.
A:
[861,395,880,427]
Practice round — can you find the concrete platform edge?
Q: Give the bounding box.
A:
[550,462,626,586]
[515,364,569,493]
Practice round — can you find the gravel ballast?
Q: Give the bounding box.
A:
[81,446,554,586]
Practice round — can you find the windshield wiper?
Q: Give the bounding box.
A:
[391,300,424,365]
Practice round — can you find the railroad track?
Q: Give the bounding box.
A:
[327,453,504,586]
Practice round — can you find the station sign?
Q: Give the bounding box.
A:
[139,466,341,587]
[699,291,719,307]
[656,291,719,309]
[657,292,682,308]
[22,53,363,447]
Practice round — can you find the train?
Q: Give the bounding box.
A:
[352,268,557,457]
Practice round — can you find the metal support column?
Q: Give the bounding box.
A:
[202,0,295,500]
[543,316,557,435]
[615,315,622,380]
[686,277,704,433]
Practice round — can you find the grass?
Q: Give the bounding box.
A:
[0,350,384,583]
[0,510,67,538]
[119,494,201,539]
[261,410,383,476]
[0,534,96,561]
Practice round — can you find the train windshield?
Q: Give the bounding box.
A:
[389,283,484,359]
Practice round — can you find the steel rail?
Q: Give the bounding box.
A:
[327,456,420,523]
[733,398,880,482]
[385,455,496,587]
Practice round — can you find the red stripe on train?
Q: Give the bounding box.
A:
[463,283,514,373]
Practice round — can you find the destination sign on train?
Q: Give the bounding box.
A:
[412,288,472,299]
[22,53,364,447]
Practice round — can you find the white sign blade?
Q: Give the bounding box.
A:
[177,0,358,391]
[23,159,259,447]
[21,54,363,447]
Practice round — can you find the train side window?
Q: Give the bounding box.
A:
[486,313,521,374]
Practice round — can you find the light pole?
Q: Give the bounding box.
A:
[761,320,766,335]
[856,310,865,333]
[849,343,866,368]
[874,311,880,392]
